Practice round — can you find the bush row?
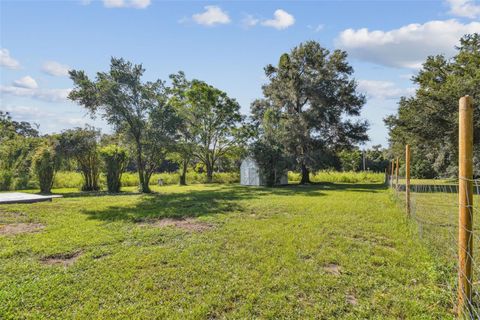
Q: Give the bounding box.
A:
[4,170,385,190]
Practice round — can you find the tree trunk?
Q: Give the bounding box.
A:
[300,163,310,184]
[179,159,188,186]
[206,165,213,183]
[136,144,150,193]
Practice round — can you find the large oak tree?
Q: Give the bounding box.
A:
[254,41,368,183]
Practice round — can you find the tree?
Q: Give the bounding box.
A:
[169,73,244,183]
[69,58,178,193]
[338,149,362,172]
[255,41,369,184]
[385,33,480,177]
[0,112,40,190]
[58,127,101,191]
[100,144,128,193]
[167,72,197,185]
[32,142,58,194]
[250,99,290,186]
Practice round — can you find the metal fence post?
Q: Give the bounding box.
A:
[458,95,474,317]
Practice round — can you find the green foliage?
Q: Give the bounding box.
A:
[288,170,385,184]
[254,41,368,184]
[58,127,101,191]
[251,106,290,187]
[69,58,179,193]
[0,170,13,191]
[338,149,362,171]
[49,171,239,189]
[0,113,40,190]
[32,143,58,194]
[168,72,245,183]
[100,145,129,193]
[385,33,480,178]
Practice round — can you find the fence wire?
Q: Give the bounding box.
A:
[388,175,480,318]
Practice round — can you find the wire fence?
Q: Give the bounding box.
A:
[384,97,479,318]
[387,174,480,318]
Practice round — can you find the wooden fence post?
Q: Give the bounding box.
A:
[395,157,399,190]
[405,145,411,216]
[390,160,394,188]
[458,95,474,317]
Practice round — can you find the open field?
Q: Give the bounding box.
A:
[0,182,452,319]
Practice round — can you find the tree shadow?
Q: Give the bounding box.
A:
[58,191,140,198]
[79,183,384,223]
[80,187,258,222]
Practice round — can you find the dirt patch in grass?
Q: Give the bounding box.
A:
[0,223,45,235]
[41,251,82,266]
[324,263,341,276]
[140,218,214,232]
[346,293,358,305]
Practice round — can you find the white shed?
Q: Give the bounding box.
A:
[240,157,288,186]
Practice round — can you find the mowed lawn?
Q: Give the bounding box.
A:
[0,183,451,319]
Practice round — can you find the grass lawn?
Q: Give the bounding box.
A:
[0,183,451,319]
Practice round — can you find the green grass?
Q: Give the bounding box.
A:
[0,183,451,319]
[392,181,480,314]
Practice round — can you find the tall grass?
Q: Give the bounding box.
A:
[50,171,239,189]
[21,170,384,190]
[289,170,385,184]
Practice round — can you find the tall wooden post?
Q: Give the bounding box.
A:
[395,157,399,190]
[390,160,394,188]
[458,95,474,317]
[405,145,411,216]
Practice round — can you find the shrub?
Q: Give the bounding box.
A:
[32,144,58,194]
[100,145,128,193]
[0,170,12,191]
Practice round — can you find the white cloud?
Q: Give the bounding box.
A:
[0,48,21,69]
[446,0,480,18]
[13,76,38,89]
[336,19,480,69]
[192,6,231,26]
[102,0,150,9]
[0,85,71,103]
[357,80,415,100]
[307,24,324,33]
[242,14,259,28]
[42,61,71,77]
[261,9,295,30]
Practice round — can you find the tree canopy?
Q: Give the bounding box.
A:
[385,33,480,178]
[252,41,369,183]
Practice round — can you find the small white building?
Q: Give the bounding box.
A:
[240,156,288,186]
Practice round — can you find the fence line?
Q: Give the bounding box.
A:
[387,96,478,318]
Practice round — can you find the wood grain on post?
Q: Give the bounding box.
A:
[458,95,474,317]
[395,157,399,190]
[405,145,411,216]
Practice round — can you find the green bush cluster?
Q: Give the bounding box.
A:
[99,145,128,193]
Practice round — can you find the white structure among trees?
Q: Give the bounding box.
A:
[240,157,288,186]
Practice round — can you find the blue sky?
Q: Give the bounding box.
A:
[1,0,479,147]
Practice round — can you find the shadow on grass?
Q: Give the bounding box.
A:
[81,187,258,222]
[79,183,385,223]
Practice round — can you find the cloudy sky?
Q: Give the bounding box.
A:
[1,0,479,147]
